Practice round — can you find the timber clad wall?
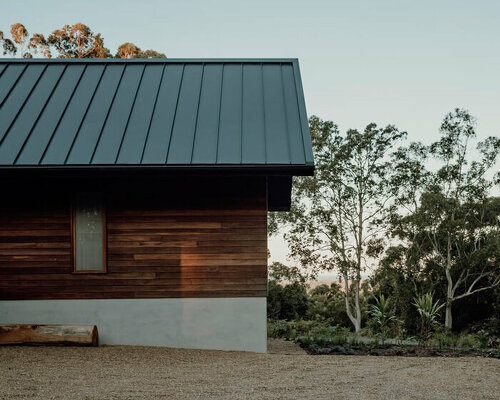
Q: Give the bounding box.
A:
[0,176,267,300]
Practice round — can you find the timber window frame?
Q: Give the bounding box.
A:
[71,192,107,274]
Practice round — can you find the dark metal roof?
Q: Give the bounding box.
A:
[0,59,314,174]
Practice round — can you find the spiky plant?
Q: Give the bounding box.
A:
[413,293,444,343]
[369,295,397,343]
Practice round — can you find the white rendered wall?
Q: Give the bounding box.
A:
[0,297,267,353]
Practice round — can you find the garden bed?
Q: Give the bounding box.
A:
[299,341,500,358]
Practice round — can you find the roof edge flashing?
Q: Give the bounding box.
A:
[0,58,299,64]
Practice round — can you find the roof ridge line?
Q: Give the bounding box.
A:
[0,58,299,64]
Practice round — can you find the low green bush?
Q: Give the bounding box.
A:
[474,330,490,348]
[267,319,351,341]
[456,334,480,349]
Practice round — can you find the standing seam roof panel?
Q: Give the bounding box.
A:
[0,64,65,164]
[141,64,184,164]
[0,59,314,171]
[66,64,126,164]
[217,64,243,163]
[0,64,25,105]
[0,64,45,143]
[191,64,223,164]
[91,64,145,164]
[241,64,266,164]
[262,64,290,164]
[15,65,86,165]
[166,64,204,164]
[117,64,164,164]
[41,64,105,164]
[281,64,306,164]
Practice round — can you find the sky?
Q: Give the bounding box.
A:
[1,0,499,268]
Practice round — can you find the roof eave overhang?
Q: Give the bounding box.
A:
[0,164,315,176]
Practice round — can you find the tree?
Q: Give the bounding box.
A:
[9,23,28,57]
[267,262,309,320]
[270,116,405,332]
[307,283,353,327]
[0,23,50,58]
[116,42,138,58]
[116,42,166,58]
[48,23,110,58]
[391,109,500,330]
[136,49,166,58]
[28,33,51,58]
[2,22,165,59]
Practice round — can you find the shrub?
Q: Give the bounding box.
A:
[306,283,353,328]
[267,319,350,341]
[267,320,290,338]
[368,295,397,343]
[475,330,490,348]
[413,293,444,343]
[456,334,480,349]
[267,280,309,320]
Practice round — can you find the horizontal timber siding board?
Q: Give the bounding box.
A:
[0,177,267,299]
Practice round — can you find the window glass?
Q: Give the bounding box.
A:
[74,193,105,272]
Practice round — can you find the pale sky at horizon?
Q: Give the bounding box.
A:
[2,0,499,271]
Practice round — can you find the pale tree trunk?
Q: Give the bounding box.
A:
[353,282,362,332]
[445,302,453,329]
[445,265,454,329]
[342,272,362,332]
[444,234,454,330]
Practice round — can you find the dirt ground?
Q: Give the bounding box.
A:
[1,341,499,400]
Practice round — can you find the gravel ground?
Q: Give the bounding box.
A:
[1,343,499,400]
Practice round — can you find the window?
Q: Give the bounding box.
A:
[72,193,106,273]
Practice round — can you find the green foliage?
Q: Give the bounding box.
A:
[267,262,309,320]
[474,330,490,348]
[267,319,353,349]
[306,283,353,327]
[268,110,499,341]
[456,334,480,349]
[368,295,397,343]
[413,293,444,342]
[267,280,309,321]
[388,108,500,330]
[270,116,406,332]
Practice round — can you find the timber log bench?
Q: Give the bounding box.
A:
[0,324,98,346]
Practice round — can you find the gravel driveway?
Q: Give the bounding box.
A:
[1,341,499,400]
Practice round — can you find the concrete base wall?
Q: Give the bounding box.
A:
[0,297,267,353]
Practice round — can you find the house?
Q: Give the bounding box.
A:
[0,58,314,352]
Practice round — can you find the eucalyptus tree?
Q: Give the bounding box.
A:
[0,23,50,57]
[1,22,164,59]
[48,23,110,58]
[390,109,500,329]
[270,116,405,332]
[116,42,166,58]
